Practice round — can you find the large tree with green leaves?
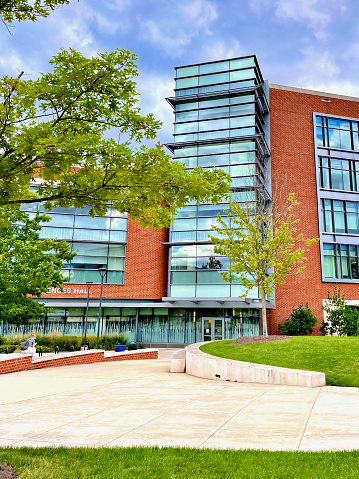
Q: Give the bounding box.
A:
[0,0,72,23]
[0,208,75,325]
[0,48,230,227]
[210,194,318,336]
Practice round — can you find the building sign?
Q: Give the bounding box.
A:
[46,287,92,295]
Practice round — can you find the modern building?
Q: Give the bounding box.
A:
[10,55,359,344]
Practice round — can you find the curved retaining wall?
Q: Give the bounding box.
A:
[185,342,325,388]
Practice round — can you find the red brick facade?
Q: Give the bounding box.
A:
[269,86,359,334]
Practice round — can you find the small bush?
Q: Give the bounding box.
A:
[0,345,16,353]
[0,336,5,345]
[321,287,359,336]
[278,304,318,336]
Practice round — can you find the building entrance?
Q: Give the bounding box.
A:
[201,317,224,342]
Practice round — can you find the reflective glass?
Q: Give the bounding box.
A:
[230,94,255,104]
[197,256,229,270]
[331,169,343,190]
[197,271,227,284]
[110,218,127,230]
[198,107,229,120]
[339,129,352,150]
[328,118,340,128]
[176,101,198,111]
[230,103,255,115]
[171,272,196,284]
[176,206,197,218]
[174,146,197,157]
[69,269,103,284]
[197,244,216,255]
[231,164,256,176]
[73,229,109,241]
[199,72,229,86]
[230,141,255,152]
[107,257,125,270]
[175,110,199,122]
[176,66,199,78]
[196,284,230,297]
[170,284,196,297]
[316,127,324,146]
[230,58,255,69]
[199,96,229,108]
[108,244,126,256]
[45,214,74,227]
[198,154,229,167]
[199,84,229,94]
[232,176,255,187]
[347,213,359,234]
[200,61,229,74]
[171,245,196,257]
[230,151,256,164]
[71,255,107,265]
[328,129,340,148]
[40,227,73,240]
[107,271,124,284]
[197,204,230,216]
[171,231,196,242]
[316,116,323,126]
[230,116,255,128]
[72,243,108,256]
[109,231,126,242]
[174,122,198,134]
[176,77,199,89]
[198,118,229,131]
[171,257,196,270]
[230,68,254,81]
[75,216,111,230]
[171,218,196,231]
[198,143,229,155]
[334,211,345,233]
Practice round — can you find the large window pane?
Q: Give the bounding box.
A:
[107,257,125,270]
[176,77,199,89]
[199,72,229,86]
[170,285,196,297]
[171,245,196,257]
[197,271,227,283]
[73,243,108,256]
[73,229,110,241]
[196,284,230,297]
[107,271,124,284]
[198,107,229,120]
[171,257,196,270]
[200,61,229,74]
[171,218,196,231]
[176,66,199,78]
[110,218,127,230]
[75,216,111,230]
[171,272,196,284]
[230,68,254,81]
[40,227,73,240]
[108,244,125,257]
[175,110,199,122]
[109,231,126,242]
[198,118,229,131]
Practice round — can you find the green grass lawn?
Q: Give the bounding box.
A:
[1,447,359,479]
[200,336,359,387]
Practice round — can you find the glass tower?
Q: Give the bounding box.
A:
[165,56,271,303]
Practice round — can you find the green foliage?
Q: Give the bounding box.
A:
[0,208,74,326]
[321,287,359,336]
[0,48,230,228]
[0,0,73,23]
[278,304,318,336]
[33,333,127,351]
[210,194,318,335]
[1,447,359,479]
[0,335,5,345]
[0,345,16,353]
[201,336,359,387]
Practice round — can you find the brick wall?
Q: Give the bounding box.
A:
[103,350,158,361]
[0,356,32,375]
[269,86,359,334]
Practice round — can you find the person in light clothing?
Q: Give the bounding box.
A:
[21,334,37,355]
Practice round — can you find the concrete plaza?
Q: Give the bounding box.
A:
[0,349,358,451]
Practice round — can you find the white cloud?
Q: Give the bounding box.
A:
[141,20,192,57]
[201,39,244,62]
[136,72,175,144]
[180,0,218,28]
[249,0,348,40]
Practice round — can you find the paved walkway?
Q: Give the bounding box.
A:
[0,349,358,451]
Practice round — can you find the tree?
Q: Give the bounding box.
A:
[0,48,230,227]
[278,304,318,336]
[321,287,359,336]
[210,194,318,336]
[0,208,75,325]
[0,0,72,23]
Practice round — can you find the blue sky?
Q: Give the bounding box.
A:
[1,0,359,144]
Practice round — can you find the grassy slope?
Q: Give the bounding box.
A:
[200,336,359,387]
[1,448,359,479]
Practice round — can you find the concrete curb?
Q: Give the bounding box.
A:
[181,342,325,388]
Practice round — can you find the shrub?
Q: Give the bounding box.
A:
[278,304,318,336]
[0,335,5,346]
[321,287,359,336]
[0,345,16,353]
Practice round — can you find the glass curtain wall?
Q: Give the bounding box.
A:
[316,114,359,283]
[21,203,127,284]
[166,56,270,299]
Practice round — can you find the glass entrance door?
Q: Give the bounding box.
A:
[201,317,224,342]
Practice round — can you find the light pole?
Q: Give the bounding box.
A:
[83,281,93,342]
[96,268,107,348]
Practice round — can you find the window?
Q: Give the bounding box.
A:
[316,116,359,151]
[321,199,359,234]
[319,156,356,192]
[323,243,359,280]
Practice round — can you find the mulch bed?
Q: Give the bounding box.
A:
[231,335,291,345]
[0,463,17,479]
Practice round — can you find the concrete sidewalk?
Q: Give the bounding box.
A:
[0,349,358,451]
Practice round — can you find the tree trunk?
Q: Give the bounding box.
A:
[260,288,268,336]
